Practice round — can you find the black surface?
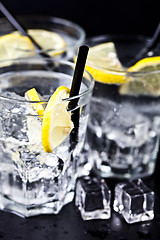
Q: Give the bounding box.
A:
[0,153,160,240]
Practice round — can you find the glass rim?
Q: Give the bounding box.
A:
[0,15,86,51]
[86,62,160,75]
[86,33,151,42]
[0,58,94,103]
[85,34,160,74]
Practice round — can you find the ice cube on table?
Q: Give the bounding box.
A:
[113,178,154,224]
[75,176,111,220]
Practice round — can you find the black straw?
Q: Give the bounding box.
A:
[68,45,89,149]
[128,21,160,67]
[69,45,89,108]
[0,1,54,67]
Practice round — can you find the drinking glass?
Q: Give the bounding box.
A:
[0,15,85,61]
[0,58,94,217]
[85,35,160,179]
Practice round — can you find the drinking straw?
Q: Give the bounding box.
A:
[68,45,89,149]
[128,21,160,66]
[0,0,54,67]
[69,45,89,103]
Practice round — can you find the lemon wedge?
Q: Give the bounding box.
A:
[0,29,66,65]
[25,88,46,120]
[0,34,35,66]
[12,29,66,56]
[41,86,73,153]
[120,56,160,96]
[85,42,126,84]
[128,56,160,72]
[25,88,45,144]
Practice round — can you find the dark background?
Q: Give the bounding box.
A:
[1,1,160,240]
[0,0,160,38]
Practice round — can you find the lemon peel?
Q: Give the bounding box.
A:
[128,56,160,72]
[85,42,126,84]
[41,86,73,153]
[25,88,46,120]
[0,34,35,66]
[120,57,160,96]
[12,29,66,56]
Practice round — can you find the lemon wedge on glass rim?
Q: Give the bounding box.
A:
[0,29,66,66]
[84,42,160,96]
[119,56,160,96]
[12,29,66,56]
[25,86,73,153]
[25,88,46,121]
[85,42,126,84]
[0,34,35,66]
[41,86,73,153]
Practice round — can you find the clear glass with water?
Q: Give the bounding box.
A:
[0,15,86,61]
[85,35,160,179]
[0,58,94,217]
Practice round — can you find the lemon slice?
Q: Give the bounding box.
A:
[25,88,46,120]
[41,86,73,153]
[120,56,160,96]
[128,56,160,72]
[85,42,126,84]
[0,34,35,66]
[25,88,45,144]
[13,29,66,56]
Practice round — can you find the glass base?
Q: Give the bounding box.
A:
[0,191,74,217]
[89,136,159,179]
[93,161,156,180]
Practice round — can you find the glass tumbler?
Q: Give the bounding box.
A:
[0,15,86,62]
[0,58,94,217]
[84,34,160,179]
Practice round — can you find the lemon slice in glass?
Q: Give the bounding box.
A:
[128,56,160,72]
[13,29,66,56]
[0,34,35,65]
[25,88,46,120]
[25,88,46,144]
[85,42,126,84]
[120,56,160,96]
[41,86,73,153]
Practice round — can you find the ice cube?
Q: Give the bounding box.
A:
[75,176,111,220]
[113,178,154,224]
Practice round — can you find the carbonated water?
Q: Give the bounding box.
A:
[0,67,92,217]
[87,83,160,179]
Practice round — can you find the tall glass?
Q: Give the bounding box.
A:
[0,15,85,61]
[85,35,160,179]
[0,58,94,217]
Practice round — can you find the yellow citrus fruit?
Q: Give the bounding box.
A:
[120,56,160,96]
[85,42,126,84]
[25,88,46,120]
[41,86,73,153]
[12,29,66,56]
[128,56,160,72]
[0,34,35,66]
